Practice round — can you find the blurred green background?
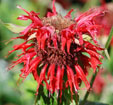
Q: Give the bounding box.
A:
[0,0,113,105]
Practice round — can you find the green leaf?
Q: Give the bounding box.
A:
[0,19,26,33]
[82,52,90,58]
[52,93,58,105]
[26,89,36,94]
[105,27,113,49]
[83,34,92,42]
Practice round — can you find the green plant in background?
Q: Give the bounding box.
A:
[1,0,113,105]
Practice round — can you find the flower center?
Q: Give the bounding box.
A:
[35,42,77,68]
[42,15,74,31]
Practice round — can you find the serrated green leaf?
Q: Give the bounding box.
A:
[0,19,26,33]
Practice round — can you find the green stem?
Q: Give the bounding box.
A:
[104,49,110,60]
[105,27,113,49]
[34,95,38,105]
[80,71,98,105]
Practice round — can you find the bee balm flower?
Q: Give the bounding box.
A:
[9,0,103,99]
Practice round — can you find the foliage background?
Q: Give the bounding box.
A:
[0,0,113,105]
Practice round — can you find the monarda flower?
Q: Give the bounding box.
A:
[8,0,103,99]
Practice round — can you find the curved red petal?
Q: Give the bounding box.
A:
[75,64,90,89]
[36,64,48,94]
[65,9,74,18]
[52,0,57,15]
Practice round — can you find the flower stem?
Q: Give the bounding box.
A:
[34,95,38,105]
[104,49,110,60]
[80,71,98,105]
[105,27,113,49]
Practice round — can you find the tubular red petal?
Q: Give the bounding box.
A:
[32,16,42,26]
[23,52,37,72]
[47,64,55,79]
[61,36,66,51]
[17,15,29,20]
[25,56,30,73]
[36,64,48,94]
[78,32,83,45]
[55,66,64,101]
[17,5,30,15]
[52,0,57,15]
[9,42,34,55]
[87,49,100,58]
[41,34,47,50]
[75,65,90,89]
[65,9,74,18]
[8,42,26,54]
[29,57,40,70]
[53,34,58,48]
[36,34,41,50]
[9,56,26,70]
[67,39,71,54]
[89,56,102,72]
[47,64,56,93]
[20,23,34,35]
[59,67,64,98]
[32,69,39,82]
[20,57,40,79]
[28,57,41,78]
[67,67,73,96]
[50,64,56,92]
[74,75,80,90]
[67,66,77,93]
[56,66,61,90]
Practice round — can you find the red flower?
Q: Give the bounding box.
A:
[9,0,103,99]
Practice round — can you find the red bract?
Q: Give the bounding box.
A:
[9,0,103,100]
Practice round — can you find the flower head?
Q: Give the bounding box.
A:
[9,0,103,99]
